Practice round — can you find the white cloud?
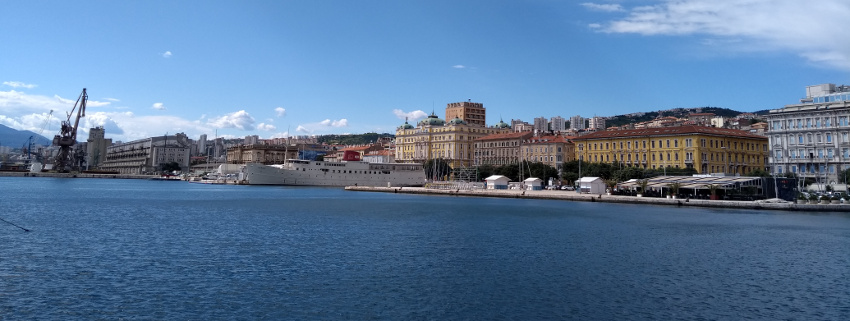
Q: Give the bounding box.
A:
[393,109,427,122]
[152,102,165,110]
[207,110,256,130]
[318,118,348,127]
[274,107,286,117]
[269,131,290,138]
[589,0,850,70]
[257,123,276,131]
[3,81,37,89]
[162,51,172,58]
[296,125,311,133]
[452,65,466,69]
[580,3,624,12]
[103,97,120,102]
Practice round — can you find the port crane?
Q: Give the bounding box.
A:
[53,88,87,172]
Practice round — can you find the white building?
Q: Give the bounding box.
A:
[100,133,192,174]
[588,116,605,130]
[766,83,850,184]
[533,116,548,134]
[550,116,567,133]
[570,115,585,130]
[578,176,605,194]
[485,175,510,189]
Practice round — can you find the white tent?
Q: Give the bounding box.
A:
[485,175,510,190]
[578,177,605,194]
[524,177,543,190]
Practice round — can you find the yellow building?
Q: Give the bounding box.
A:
[571,126,768,175]
[395,113,510,168]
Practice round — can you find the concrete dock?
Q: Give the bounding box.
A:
[346,186,850,212]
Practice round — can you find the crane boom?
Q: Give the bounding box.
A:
[53,88,87,172]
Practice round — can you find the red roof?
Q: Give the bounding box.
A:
[571,125,767,140]
[526,135,573,144]
[475,131,533,141]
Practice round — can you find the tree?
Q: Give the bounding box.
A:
[745,168,771,177]
[524,161,558,182]
[613,166,645,182]
[424,158,452,181]
[494,163,519,181]
[477,164,496,181]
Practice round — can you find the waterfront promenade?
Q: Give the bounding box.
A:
[0,171,152,179]
[347,186,850,212]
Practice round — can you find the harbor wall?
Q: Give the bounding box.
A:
[345,186,850,212]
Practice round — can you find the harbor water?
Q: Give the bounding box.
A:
[1,177,848,320]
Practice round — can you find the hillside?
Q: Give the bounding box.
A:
[317,132,394,145]
[0,124,52,148]
[604,107,751,128]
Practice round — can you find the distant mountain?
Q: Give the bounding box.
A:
[0,124,52,148]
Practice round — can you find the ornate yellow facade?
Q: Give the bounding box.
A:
[395,113,510,168]
[571,126,768,175]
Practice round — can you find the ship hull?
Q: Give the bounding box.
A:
[242,160,425,187]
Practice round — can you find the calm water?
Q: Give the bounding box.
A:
[1,177,848,320]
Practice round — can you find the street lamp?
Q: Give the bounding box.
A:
[721,146,728,176]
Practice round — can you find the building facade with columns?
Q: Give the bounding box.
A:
[766,83,850,184]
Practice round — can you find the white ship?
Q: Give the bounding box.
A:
[241,151,425,187]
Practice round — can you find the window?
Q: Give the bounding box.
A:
[674,140,679,148]
[666,140,670,148]
[798,135,804,144]
[685,139,693,147]
[827,133,832,143]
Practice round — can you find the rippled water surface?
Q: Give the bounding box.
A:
[1,177,849,320]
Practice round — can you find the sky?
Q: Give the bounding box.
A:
[1,0,848,143]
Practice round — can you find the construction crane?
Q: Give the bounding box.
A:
[52,88,87,172]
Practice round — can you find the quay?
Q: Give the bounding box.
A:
[0,171,153,180]
[346,186,850,212]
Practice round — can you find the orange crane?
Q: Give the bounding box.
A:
[52,88,87,172]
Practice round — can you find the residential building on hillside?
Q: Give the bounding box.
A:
[100,133,192,174]
[523,134,575,173]
[572,126,768,175]
[198,134,207,155]
[588,116,606,130]
[550,116,567,133]
[533,117,548,134]
[688,113,715,126]
[766,83,850,183]
[445,100,486,127]
[473,131,533,166]
[570,115,585,130]
[395,112,511,169]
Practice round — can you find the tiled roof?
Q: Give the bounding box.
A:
[526,135,573,144]
[571,125,766,140]
[475,131,533,141]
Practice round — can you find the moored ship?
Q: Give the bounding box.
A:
[241,151,425,187]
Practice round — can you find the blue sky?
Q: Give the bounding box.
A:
[2,0,848,142]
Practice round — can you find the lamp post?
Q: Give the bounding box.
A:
[721,146,728,176]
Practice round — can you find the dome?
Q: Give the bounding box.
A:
[448,117,467,125]
[418,112,446,126]
[495,119,511,129]
[399,121,414,129]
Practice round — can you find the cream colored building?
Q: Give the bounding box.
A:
[523,134,575,172]
[396,113,510,168]
[473,131,533,166]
